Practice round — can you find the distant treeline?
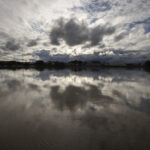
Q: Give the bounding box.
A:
[0,60,150,71]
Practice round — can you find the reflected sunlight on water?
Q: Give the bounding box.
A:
[0,69,150,150]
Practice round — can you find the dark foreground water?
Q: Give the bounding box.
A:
[0,69,150,150]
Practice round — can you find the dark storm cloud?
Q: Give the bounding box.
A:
[0,31,9,39]
[90,25,115,46]
[2,39,20,51]
[33,50,50,61]
[50,18,115,46]
[50,18,89,46]
[27,39,38,47]
[114,33,125,42]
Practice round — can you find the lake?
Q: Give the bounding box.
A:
[0,69,150,150]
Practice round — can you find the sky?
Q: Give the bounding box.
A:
[0,0,150,63]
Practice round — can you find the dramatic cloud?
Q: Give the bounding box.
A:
[27,39,38,47]
[114,32,125,42]
[0,0,150,63]
[2,39,20,51]
[50,18,115,46]
[32,48,150,64]
[35,50,70,62]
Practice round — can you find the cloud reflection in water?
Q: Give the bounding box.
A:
[0,69,150,150]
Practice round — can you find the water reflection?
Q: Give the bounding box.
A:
[50,85,113,111]
[0,69,150,150]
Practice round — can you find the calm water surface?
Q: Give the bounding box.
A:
[0,69,150,150]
